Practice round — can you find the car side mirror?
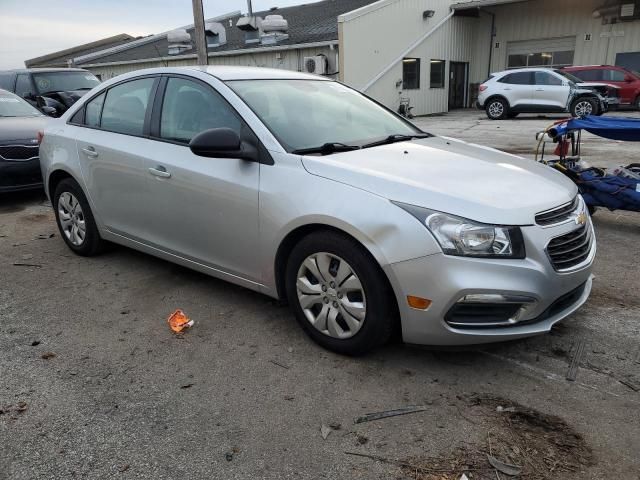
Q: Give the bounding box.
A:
[189,128,258,162]
[41,106,58,117]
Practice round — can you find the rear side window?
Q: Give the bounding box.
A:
[0,73,16,91]
[85,92,105,127]
[15,74,35,98]
[101,78,155,136]
[498,72,533,85]
[159,77,241,143]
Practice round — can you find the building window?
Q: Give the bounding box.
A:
[402,58,420,89]
[430,59,445,88]
[507,50,574,69]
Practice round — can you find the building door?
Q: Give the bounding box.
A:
[449,62,468,109]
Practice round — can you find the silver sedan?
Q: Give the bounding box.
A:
[39,66,595,355]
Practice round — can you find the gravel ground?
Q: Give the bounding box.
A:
[1,110,639,480]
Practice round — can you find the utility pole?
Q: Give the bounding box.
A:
[192,0,208,65]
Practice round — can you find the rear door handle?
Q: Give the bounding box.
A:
[82,146,98,158]
[148,166,171,178]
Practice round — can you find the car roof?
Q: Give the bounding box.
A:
[490,67,561,76]
[0,68,93,74]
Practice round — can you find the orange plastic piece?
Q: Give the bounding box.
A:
[168,309,194,333]
[407,296,432,310]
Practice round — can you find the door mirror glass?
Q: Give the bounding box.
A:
[189,128,257,161]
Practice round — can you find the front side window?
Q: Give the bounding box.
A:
[535,71,562,86]
[32,71,100,95]
[402,58,420,89]
[101,78,155,136]
[0,73,15,91]
[430,60,446,88]
[15,74,35,98]
[160,77,241,143]
[228,79,422,152]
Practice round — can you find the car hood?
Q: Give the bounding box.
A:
[0,116,47,143]
[578,82,620,90]
[300,136,578,225]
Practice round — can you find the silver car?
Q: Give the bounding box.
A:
[40,67,595,355]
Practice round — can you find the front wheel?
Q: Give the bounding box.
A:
[571,98,596,117]
[485,98,509,120]
[285,231,395,355]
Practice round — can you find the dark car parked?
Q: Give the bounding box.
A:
[0,68,100,118]
[0,89,46,193]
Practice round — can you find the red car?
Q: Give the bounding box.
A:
[562,65,640,109]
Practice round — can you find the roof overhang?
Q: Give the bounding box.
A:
[452,0,530,10]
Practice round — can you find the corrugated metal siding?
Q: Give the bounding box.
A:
[340,0,477,115]
[86,46,337,80]
[487,0,640,72]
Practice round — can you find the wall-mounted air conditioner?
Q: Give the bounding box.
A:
[303,55,327,75]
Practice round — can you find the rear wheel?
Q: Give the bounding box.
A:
[285,231,395,355]
[486,98,509,120]
[634,96,640,111]
[53,178,106,256]
[571,97,596,117]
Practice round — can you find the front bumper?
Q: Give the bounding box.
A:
[385,218,595,346]
[0,158,43,193]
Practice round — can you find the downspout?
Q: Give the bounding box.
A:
[483,8,496,78]
[361,9,455,92]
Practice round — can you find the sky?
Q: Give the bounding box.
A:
[0,0,312,69]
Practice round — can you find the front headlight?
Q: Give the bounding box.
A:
[393,202,525,259]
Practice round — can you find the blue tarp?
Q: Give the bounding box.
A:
[551,116,640,141]
[573,168,640,212]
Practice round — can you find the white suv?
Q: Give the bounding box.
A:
[477,68,613,120]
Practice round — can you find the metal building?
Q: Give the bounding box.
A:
[341,0,640,115]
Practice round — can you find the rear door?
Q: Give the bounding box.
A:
[533,71,569,110]
[497,72,534,108]
[142,75,261,282]
[73,76,159,241]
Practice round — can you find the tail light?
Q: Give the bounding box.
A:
[36,130,44,145]
[479,85,488,92]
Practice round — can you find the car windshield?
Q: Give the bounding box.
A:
[0,91,42,117]
[228,79,424,152]
[555,70,582,84]
[32,71,100,94]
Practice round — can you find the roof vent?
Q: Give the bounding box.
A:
[167,29,192,55]
[205,22,227,48]
[261,14,289,44]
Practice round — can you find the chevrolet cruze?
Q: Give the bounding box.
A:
[40,67,595,355]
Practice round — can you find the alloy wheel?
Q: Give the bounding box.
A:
[58,192,86,246]
[488,101,504,118]
[296,252,366,339]
[574,100,593,117]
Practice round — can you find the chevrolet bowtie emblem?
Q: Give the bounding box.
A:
[575,212,587,225]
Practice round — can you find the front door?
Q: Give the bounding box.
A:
[143,76,261,282]
[532,71,570,110]
[448,62,468,109]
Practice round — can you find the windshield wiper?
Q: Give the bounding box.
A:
[292,142,361,156]
[361,133,430,149]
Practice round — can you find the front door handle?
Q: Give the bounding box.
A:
[82,146,98,158]
[148,166,171,178]
[535,88,545,91]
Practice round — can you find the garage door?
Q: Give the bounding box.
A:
[507,37,576,69]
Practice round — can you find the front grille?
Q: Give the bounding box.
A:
[547,225,593,271]
[535,197,579,226]
[0,145,39,161]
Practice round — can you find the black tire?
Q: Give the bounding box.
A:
[588,205,597,216]
[634,96,640,111]
[570,97,596,118]
[485,98,509,120]
[285,231,395,355]
[53,178,106,256]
